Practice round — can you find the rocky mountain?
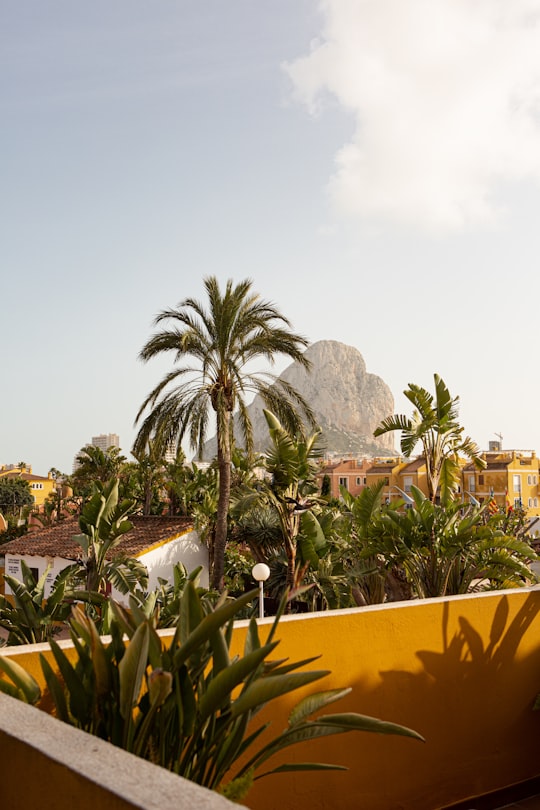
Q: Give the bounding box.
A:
[201,340,395,458]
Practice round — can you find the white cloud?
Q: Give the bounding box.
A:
[284,0,540,231]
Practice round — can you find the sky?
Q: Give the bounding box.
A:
[3,0,540,475]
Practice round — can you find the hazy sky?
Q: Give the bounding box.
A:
[4,0,540,475]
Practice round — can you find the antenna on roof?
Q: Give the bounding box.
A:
[495,432,503,447]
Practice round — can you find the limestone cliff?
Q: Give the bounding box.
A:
[201,340,395,458]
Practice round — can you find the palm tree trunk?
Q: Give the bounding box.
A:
[284,510,299,591]
[285,537,296,590]
[85,551,99,593]
[211,413,231,590]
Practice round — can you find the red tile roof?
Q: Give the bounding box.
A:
[399,458,426,473]
[0,471,51,482]
[367,465,396,474]
[0,516,195,561]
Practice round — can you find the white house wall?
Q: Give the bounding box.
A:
[4,554,77,599]
[139,530,209,590]
[3,530,208,602]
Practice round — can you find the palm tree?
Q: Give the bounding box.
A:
[233,410,325,590]
[71,444,127,502]
[129,441,167,516]
[133,277,314,589]
[374,374,485,504]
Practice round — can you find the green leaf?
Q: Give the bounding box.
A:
[313,712,425,741]
[257,762,348,778]
[178,580,204,647]
[0,678,22,699]
[199,642,278,722]
[178,665,196,737]
[49,639,91,725]
[119,621,150,720]
[173,589,257,670]
[40,653,70,722]
[288,689,352,727]
[243,617,261,657]
[0,654,41,704]
[231,670,329,718]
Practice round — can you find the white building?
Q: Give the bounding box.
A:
[91,433,120,451]
[0,515,208,601]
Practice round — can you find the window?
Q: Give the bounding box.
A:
[513,474,521,493]
[528,475,533,486]
[339,477,348,490]
[529,498,533,508]
[31,483,43,490]
[535,476,538,486]
[29,567,39,582]
[356,477,362,486]
[535,498,538,508]
[478,475,484,485]
[467,475,475,492]
[403,476,413,493]
[514,497,522,509]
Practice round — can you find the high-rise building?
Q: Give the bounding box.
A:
[91,433,120,451]
[72,433,121,473]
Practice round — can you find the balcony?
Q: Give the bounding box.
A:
[2,588,540,809]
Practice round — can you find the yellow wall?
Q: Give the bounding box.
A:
[3,590,540,809]
[232,591,540,810]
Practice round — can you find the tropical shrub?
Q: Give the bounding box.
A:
[0,561,73,645]
[64,478,148,598]
[374,374,485,503]
[364,486,538,598]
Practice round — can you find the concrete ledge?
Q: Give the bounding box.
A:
[0,693,241,810]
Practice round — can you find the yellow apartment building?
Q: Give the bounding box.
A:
[462,450,540,517]
[0,465,56,510]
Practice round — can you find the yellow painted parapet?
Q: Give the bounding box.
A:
[2,589,540,809]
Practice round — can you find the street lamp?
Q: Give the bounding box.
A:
[252,562,270,619]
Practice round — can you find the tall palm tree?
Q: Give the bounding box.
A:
[374,374,485,503]
[133,276,314,589]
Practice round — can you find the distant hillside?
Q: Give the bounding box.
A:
[201,340,395,458]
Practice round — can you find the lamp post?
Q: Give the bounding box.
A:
[251,563,270,619]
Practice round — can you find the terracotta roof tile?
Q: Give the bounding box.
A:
[367,465,396,474]
[0,471,51,482]
[0,516,195,561]
[399,458,426,473]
